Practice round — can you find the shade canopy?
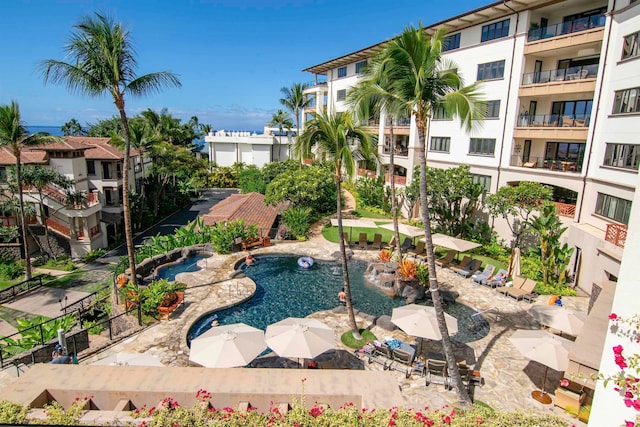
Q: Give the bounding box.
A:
[331,219,378,229]
[380,223,424,238]
[265,318,334,359]
[509,247,522,277]
[529,305,586,336]
[91,352,164,367]
[509,329,574,372]
[189,323,266,368]
[391,304,458,340]
[425,234,482,253]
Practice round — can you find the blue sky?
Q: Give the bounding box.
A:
[1,0,488,131]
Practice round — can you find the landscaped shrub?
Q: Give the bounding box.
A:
[356,175,388,212]
[82,248,106,263]
[1,315,75,358]
[209,219,259,254]
[0,261,24,280]
[281,206,313,240]
[41,257,76,272]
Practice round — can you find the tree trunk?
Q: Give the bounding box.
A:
[416,116,471,406]
[15,153,32,280]
[336,174,361,340]
[117,106,137,287]
[38,189,56,261]
[137,149,146,228]
[388,122,402,259]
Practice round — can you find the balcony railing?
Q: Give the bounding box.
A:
[89,225,100,238]
[46,217,70,238]
[553,201,576,218]
[384,173,407,185]
[509,155,583,173]
[517,114,591,128]
[522,64,598,85]
[382,147,409,156]
[605,223,627,248]
[357,168,377,178]
[304,77,327,87]
[527,14,606,42]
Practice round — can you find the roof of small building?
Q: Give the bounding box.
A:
[201,192,285,235]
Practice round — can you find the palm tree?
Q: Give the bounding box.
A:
[279,83,310,138]
[0,101,60,279]
[296,112,377,339]
[378,26,484,406]
[268,110,293,161]
[40,13,181,287]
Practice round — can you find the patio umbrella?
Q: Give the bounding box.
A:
[380,223,425,244]
[391,304,458,340]
[331,218,378,243]
[189,323,266,368]
[426,234,481,253]
[529,305,586,336]
[265,317,334,360]
[508,247,521,277]
[91,352,164,367]
[509,329,574,404]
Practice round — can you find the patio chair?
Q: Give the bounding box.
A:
[449,256,472,274]
[435,250,456,267]
[483,269,508,288]
[496,275,526,295]
[371,233,383,250]
[471,264,495,284]
[425,359,450,389]
[400,237,413,251]
[506,278,537,300]
[383,236,397,251]
[358,232,368,250]
[407,241,426,259]
[366,342,394,370]
[455,259,482,278]
[391,348,417,378]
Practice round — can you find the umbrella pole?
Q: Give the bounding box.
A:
[531,365,552,404]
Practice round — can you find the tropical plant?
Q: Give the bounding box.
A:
[1,315,75,357]
[41,13,181,286]
[268,109,293,160]
[208,165,238,188]
[279,82,310,141]
[397,258,417,279]
[61,118,85,136]
[375,25,485,406]
[378,249,392,262]
[238,165,266,194]
[264,165,336,214]
[0,261,24,280]
[209,219,259,254]
[281,206,313,239]
[355,176,388,212]
[0,101,60,279]
[296,111,377,339]
[261,158,300,185]
[416,263,429,285]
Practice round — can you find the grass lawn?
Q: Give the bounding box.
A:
[341,329,377,349]
[322,223,396,245]
[350,207,393,219]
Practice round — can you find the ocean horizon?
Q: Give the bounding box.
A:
[27,125,64,136]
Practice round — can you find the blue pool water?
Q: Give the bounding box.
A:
[187,255,489,344]
[155,254,211,282]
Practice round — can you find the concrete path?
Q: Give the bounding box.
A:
[4,288,90,318]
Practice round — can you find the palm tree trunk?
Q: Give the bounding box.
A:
[15,155,32,280]
[336,174,361,340]
[137,149,146,228]
[416,118,471,407]
[38,189,56,261]
[388,122,402,259]
[117,106,138,287]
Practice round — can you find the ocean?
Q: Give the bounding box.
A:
[27,126,64,136]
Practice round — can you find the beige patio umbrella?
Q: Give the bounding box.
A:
[380,222,424,239]
[391,304,458,340]
[265,317,334,360]
[509,329,574,404]
[508,247,521,277]
[189,323,266,368]
[331,218,378,243]
[426,233,482,253]
[529,305,586,336]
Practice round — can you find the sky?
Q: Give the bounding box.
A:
[1,0,490,131]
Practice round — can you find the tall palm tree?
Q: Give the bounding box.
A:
[296,112,377,339]
[279,83,310,138]
[0,101,60,279]
[267,110,293,161]
[379,26,484,406]
[40,13,181,287]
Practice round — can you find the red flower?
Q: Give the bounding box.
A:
[609,313,619,320]
[614,345,625,355]
[615,353,628,369]
[626,421,635,427]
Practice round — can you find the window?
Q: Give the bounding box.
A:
[622,31,640,60]
[336,89,347,102]
[429,137,451,152]
[432,106,450,120]
[471,174,492,192]
[613,88,640,114]
[604,143,640,170]
[86,160,95,176]
[442,33,461,52]
[485,100,501,118]
[477,60,505,81]
[595,193,632,224]
[469,138,496,155]
[355,60,367,74]
[481,19,510,42]
[337,66,347,78]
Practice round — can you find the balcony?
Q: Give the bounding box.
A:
[522,64,598,86]
[514,114,590,140]
[384,173,406,185]
[509,156,582,173]
[527,14,606,42]
[605,223,627,248]
[553,201,576,219]
[358,168,377,178]
[46,217,70,238]
[382,146,409,157]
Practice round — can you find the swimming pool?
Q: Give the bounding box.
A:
[155,253,212,282]
[187,255,489,343]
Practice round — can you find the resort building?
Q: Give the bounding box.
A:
[0,136,149,257]
[302,0,638,298]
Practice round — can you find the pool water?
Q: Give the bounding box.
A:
[187,255,489,343]
[155,254,212,282]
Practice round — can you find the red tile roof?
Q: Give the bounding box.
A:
[202,192,284,235]
[34,137,92,151]
[79,136,141,160]
[0,147,48,166]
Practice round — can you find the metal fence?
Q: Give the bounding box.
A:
[0,276,43,304]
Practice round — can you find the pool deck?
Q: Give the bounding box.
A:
[68,235,589,424]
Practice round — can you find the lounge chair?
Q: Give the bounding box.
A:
[425,359,450,389]
[450,256,472,274]
[366,342,393,370]
[358,232,368,249]
[471,264,495,284]
[435,250,456,267]
[455,259,481,278]
[371,233,383,250]
[407,241,426,259]
[383,236,397,251]
[506,278,537,300]
[400,237,413,251]
[391,348,416,378]
[496,275,526,295]
[483,269,508,288]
